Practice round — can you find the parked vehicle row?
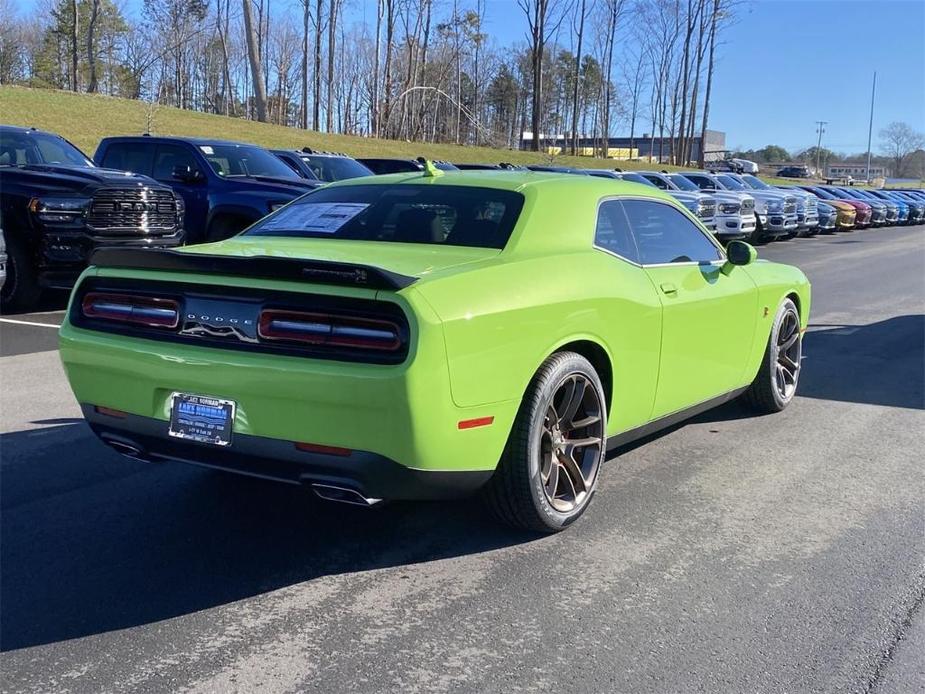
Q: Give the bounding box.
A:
[2,124,922,314]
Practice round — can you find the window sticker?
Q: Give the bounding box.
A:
[200,146,215,155]
[259,202,370,234]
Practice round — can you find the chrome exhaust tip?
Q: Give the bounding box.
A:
[102,436,150,462]
[310,483,382,507]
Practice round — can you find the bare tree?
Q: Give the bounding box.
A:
[242,0,267,121]
[569,0,589,154]
[880,122,925,178]
[517,0,568,151]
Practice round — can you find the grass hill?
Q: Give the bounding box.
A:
[4,87,917,188]
[0,85,662,171]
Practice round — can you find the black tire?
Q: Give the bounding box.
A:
[747,218,764,245]
[482,351,607,533]
[1,234,40,314]
[207,215,251,242]
[741,298,802,413]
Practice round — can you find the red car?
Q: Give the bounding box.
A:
[798,186,872,228]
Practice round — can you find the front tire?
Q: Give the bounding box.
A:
[741,298,802,413]
[483,352,607,533]
[1,234,40,314]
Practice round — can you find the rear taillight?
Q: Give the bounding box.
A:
[258,309,402,352]
[82,293,180,329]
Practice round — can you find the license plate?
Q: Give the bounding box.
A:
[168,393,235,446]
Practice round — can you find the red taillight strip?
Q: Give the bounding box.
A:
[95,406,128,418]
[82,293,180,329]
[259,309,402,351]
[294,441,352,457]
[458,416,494,430]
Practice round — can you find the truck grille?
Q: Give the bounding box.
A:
[783,197,797,215]
[86,188,178,236]
[740,199,755,215]
[804,196,817,212]
[698,199,716,220]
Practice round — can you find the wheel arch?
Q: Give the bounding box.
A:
[544,336,614,417]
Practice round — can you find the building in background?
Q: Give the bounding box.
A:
[520,130,727,164]
[826,163,890,180]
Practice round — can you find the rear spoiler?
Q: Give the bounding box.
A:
[88,248,417,291]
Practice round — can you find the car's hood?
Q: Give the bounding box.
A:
[187,236,500,281]
[0,163,168,195]
[228,175,321,196]
[711,191,752,205]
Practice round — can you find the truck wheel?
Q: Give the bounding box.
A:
[748,218,764,245]
[1,235,40,314]
[482,351,607,533]
[207,215,252,242]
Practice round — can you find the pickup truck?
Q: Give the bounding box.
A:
[94,136,320,243]
[0,126,184,312]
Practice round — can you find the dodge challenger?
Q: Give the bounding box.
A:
[59,167,810,532]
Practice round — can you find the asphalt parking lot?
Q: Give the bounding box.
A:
[1,226,923,694]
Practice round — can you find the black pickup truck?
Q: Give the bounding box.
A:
[0,126,185,312]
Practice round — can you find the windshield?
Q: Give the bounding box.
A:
[715,174,747,191]
[302,155,373,182]
[667,174,700,192]
[742,174,771,190]
[0,130,93,167]
[246,184,525,249]
[620,172,654,186]
[810,187,837,200]
[200,143,299,179]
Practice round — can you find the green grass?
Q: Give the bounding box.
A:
[0,85,682,172]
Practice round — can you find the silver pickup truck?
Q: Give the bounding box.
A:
[638,171,756,242]
[683,171,798,242]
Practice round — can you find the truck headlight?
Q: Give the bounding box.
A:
[766,199,783,212]
[28,196,91,223]
[719,202,740,214]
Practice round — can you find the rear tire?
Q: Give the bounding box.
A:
[1,234,40,314]
[482,352,607,533]
[741,298,802,413]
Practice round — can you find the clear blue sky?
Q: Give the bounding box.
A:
[19,0,924,154]
[481,0,925,155]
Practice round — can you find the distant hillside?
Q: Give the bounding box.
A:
[0,86,664,172]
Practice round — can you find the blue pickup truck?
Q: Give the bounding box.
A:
[94,136,320,243]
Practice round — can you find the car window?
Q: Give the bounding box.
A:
[594,200,639,263]
[100,142,155,175]
[683,174,714,191]
[302,155,373,182]
[642,174,669,190]
[245,184,524,250]
[153,144,200,180]
[623,199,722,265]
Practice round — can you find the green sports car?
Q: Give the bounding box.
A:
[59,168,810,532]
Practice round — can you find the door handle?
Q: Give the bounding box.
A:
[660,282,678,295]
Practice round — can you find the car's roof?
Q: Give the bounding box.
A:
[101,135,260,147]
[0,125,63,137]
[319,169,676,199]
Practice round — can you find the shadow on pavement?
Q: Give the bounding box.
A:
[0,422,538,652]
[799,315,924,410]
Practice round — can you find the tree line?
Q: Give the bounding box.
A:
[1,0,739,164]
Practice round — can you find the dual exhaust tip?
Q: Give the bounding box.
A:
[101,435,382,507]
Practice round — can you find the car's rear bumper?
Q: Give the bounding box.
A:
[83,405,493,500]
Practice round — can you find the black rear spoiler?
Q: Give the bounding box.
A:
[88,248,417,291]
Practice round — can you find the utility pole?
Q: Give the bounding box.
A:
[865,72,877,182]
[814,120,827,179]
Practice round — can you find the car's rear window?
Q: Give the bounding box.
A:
[245,184,525,249]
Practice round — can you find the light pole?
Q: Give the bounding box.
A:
[815,120,827,178]
[865,72,877,182]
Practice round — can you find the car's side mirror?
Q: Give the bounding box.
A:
[172,165,204,183]
[722,240,757,274]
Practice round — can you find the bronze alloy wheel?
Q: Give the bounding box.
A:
[539,373,606,513]
[772,305,802,402]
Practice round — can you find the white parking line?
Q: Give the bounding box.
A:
[0,318,62,329]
